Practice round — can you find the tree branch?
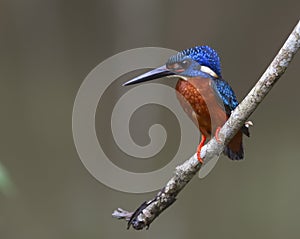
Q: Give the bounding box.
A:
[112,20,300,230]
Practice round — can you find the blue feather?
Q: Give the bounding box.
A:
[214,78,239,112]
[180,45,222,76]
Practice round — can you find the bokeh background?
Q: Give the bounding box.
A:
[1,0,300,238]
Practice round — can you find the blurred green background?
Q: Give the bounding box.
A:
[1,0,300,238]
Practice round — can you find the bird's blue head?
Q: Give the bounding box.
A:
[123,46,222,86]
[166,46,222,78]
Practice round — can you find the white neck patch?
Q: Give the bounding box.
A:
[200,65,218,78]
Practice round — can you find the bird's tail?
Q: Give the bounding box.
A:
[224,130,244,160]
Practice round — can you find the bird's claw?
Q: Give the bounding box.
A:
[196,135,206,164]
[215,127,222,143]
[196,146,204,164]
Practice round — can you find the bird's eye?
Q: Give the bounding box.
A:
[181,60,190,68]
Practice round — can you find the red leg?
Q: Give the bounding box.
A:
[196,135,207,164]
[215,127,221,143]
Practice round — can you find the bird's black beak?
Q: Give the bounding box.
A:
[123,65,175,86]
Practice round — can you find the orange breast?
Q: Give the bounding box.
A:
[175,77,227,138]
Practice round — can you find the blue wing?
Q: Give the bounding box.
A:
[211,78,250,137]
[212,78,239,115]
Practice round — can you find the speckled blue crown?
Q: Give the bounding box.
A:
[180,46,222,76]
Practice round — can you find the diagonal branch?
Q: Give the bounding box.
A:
[112,20,300,230]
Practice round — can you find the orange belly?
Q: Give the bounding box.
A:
[175,78,227,138]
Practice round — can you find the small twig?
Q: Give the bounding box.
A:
[112,20,300,230]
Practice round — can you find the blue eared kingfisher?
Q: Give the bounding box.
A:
[123,46,250,163]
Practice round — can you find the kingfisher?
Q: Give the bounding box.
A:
[123,46,250,163]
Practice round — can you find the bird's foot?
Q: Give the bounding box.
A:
[215,127,222,143]
[196,135,206,164]
[196,144,204,164]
